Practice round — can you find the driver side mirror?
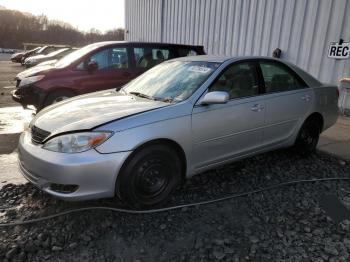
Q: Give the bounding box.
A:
[200,91,229,105]
[87,60,98,72]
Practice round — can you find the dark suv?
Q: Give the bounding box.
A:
[12,41,205,110]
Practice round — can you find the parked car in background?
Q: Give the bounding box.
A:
[11,51,25,63]
[21,45,60,65]
[3,49,15,54]
[24,48,77,68]
[18,56,338,208]
[18,47,42,64]
[12,41,205,110]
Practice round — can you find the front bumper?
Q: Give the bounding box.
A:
[11,86,43,108]
[18,131,131,201]
[11,89,35,108]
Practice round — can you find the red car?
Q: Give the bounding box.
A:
[12,41,205,110]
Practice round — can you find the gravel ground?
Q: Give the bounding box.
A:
[0,150,350,261]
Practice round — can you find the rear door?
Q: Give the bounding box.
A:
[258,60,313,147]
[191,61,265,170]
[73,46,132,93]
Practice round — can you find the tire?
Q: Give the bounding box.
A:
[44,90,75,108]
[117,144,182,209]
[293,118,321,156]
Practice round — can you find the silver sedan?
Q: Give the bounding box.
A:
[18,56,339,208]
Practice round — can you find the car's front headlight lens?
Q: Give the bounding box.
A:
[42,132,113,153]
[19,75,45,87]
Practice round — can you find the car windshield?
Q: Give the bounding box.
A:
[55,43,106,68]
[122,61,220,102]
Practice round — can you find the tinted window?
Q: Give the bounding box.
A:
[209,62,259,99]
[134,47,174,68]
[177,48,199,57]
[259,61,306,93]
[83,47,128,70]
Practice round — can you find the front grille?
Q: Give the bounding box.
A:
[16,79,20,87]
[31,126,51,144]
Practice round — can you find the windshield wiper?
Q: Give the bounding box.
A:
[154,97,174,103]
[129,92,155,100]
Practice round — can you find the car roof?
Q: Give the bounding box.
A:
[171,55,288,63]
[88,41,204,49]
[171,55,323,86]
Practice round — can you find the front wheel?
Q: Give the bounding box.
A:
[117,144,182,209]
[293,118,321,156]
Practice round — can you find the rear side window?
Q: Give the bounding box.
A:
[134,47,174,68]
[177,48,199,57]
[259,61,306,93]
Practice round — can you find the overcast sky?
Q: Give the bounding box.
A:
[0,0,125,32]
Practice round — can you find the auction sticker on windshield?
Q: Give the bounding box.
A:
[188,65,212,73]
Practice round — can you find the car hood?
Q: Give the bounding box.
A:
[37,59,57,67]
[32,89,168,135]
[17,64,55,80]
[28,54,46,60]
[12,52,24,58]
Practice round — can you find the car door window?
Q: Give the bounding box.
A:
[83,47,128,71]
[134,47,173,68]
[259,61,306,93]
[209,62,259,99]
[177,48,199,57]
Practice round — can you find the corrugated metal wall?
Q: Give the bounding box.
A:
[125,0,350,84]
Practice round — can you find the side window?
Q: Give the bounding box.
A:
[177,48,198,57]
[259,61,306,93]
[134,47,173,68]
[209,62,259,99]
[110,48,129,69]
[86,47,128,71]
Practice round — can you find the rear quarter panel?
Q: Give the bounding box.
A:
[312,85,339,131]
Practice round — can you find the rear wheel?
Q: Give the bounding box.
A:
[117,144,182,209]
[293,118,321,156]
[44,90,75,107]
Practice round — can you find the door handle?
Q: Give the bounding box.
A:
[251,104,264,112]
[301,95,311,101]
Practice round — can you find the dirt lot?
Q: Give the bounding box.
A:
[0,61,350,261]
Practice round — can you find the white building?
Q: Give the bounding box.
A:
[125,0,350,84]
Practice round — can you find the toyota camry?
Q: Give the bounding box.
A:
[18,56,339,208]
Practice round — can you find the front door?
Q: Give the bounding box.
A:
[73,46,133,94]
[191,61,265,170]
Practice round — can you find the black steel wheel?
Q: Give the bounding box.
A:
[117,144,182,209]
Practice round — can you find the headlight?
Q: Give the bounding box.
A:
[19,75,45,87]
[42,132,113,153]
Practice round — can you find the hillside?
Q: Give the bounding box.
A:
[0,8,124,49]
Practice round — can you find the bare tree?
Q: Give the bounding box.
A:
[0,9,125,49]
